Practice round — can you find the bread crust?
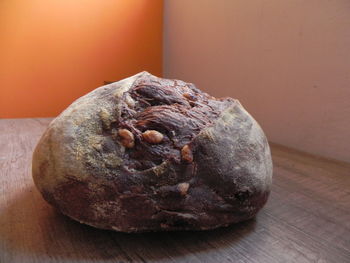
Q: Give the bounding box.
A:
[32,72,272,232]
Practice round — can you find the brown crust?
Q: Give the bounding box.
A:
[32,72,273,232]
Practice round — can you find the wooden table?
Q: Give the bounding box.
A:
[1,118,349,263]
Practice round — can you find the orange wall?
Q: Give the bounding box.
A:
[0,0,162,118]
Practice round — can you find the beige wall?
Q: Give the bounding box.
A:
[163,0,350,162]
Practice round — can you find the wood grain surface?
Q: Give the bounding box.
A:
[0,118,349,263]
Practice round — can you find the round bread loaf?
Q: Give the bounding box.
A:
[32,72,273,232]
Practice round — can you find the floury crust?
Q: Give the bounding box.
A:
[32,72,273,232]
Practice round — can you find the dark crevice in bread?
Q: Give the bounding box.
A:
[111,74,233,171]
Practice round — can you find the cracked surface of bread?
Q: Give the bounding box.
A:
[32,72,273,232]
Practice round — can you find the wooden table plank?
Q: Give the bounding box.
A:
[1,118,349,263]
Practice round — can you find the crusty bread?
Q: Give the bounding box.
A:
[32,72,273,232]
